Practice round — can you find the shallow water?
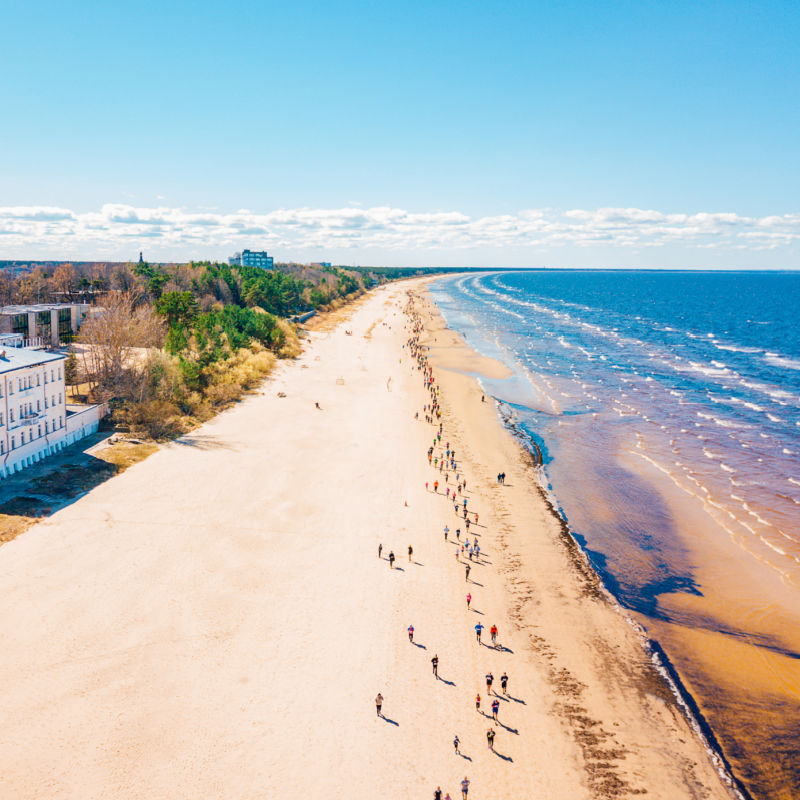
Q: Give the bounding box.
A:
[431,270,800,799]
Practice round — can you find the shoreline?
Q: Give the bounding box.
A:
[411,285,740,799]
[422,274,800,800]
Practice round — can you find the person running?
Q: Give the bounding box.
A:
[408,545,413,562]
[487,728,496,750]
[486,672,494,694]
[434,788,442,800]
[465,517,471,532]
[490,624,498,645]
[500,672,508,695]
[453,734,460,754]
[431,654,439,678]
[408,625,415,643]
[378,543,383,559]
[455,528,461,541]
[376,693,384,716]
[468,544,473,561]
[466,592,472,610]
[388,551,395,568]
[444,525,449,541]
[475,693,481,712]
[434,480,439,493]
[455,547,460,561]
[491,698,500,720]
[474,622,483,643]
[474,512,479,525]
[461,777,470,799]
[465,563,471,582]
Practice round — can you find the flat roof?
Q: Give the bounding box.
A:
[0,347,64,375]
[1,303,81,313]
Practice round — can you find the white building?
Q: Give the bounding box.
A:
[0,348,104,478]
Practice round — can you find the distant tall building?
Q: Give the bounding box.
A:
[229,249,274,269]
[138,251,144,263]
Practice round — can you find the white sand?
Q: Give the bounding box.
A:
[0,282,737,799]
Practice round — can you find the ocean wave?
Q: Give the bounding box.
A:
[697,412,752,429]
[764,353,800,371]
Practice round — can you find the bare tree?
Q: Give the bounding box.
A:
[77,291,165,401]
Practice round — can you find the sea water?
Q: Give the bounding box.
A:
[430,270,800,798]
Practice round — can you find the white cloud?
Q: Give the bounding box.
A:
[0,203,798,260]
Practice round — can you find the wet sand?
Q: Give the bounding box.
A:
[0,280,737,799]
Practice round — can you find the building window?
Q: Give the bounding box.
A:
[0,442,4,455]
[11,314,27,335]
[37,425,41,437]
[44,372,48,384]
[59,416,63,428]
[59,393,62,404]
[51,369,54,381]
[45,420,48,433]
[36,374,40,386]
[37,400,40,411]
[0,412,3,425]
[9,409,13,422]
[10,437,14,450]
[58,367,62,379]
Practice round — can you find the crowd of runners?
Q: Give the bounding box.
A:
[375,294,516,799]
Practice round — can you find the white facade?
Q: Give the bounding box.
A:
[0,348,102,478]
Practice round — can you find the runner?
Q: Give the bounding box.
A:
[474,622,483,643]
[500,672,508,695]
[408,625,415,643]
[461,777,470,799]
[434,788,442,800]
[408,545,413,562]
[388,551,395,569]
[455,528,461,541]
[453,734,460,754]
[487,728,496,750]
[475,693,481,712]
[434,480,439,493]
[465,563,471,582]
[491,698,500,721]
[490,624,498,645]
[486,672,494,694]
[378,543,382,559]
[376,693,383,716]
[431,654,439,678]
[444,525,449,541]
[466,592,472,610]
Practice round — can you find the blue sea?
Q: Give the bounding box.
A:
[430,269,800,796]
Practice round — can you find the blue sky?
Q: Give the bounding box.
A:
[1,0,798,267]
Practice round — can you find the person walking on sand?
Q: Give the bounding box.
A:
[491,698,500,721]
[475,693,481,712]
[408,625,415,643]
[475,622,483,643]
[376,693,384,716]
[501,672,508,695]
[388,551,395,568]
[490,624,498,646]
[434,480,439,493]
[453,734,460,754]
[465,563,471,582]
[444,525,449,541]
[408,545,413,562]
[461,776,470,799]
[486,672,494,694]
[378,543,383,559]
[432,654,439,678]
[466,592,472,610]
[434,788,442,800]
[487,727,496,750]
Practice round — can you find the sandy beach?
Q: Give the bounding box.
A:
[0,280,739,799]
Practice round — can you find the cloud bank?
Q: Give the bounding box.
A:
[1,203,798,261]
